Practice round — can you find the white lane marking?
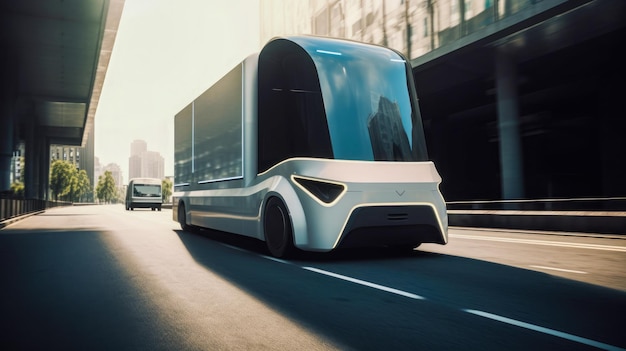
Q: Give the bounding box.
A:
[451,234,626,252]
[530,265,587,274]
[302,266,425,300]
[222,245,293,264]
[260,253,621,349]
[262,255,292,265]
[464,309,626,351]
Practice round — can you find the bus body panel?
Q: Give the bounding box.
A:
[174,158,446,251]
[263,158,447,251]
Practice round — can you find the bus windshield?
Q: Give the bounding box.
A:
[133,184,161,197]
[309,42,424,161]
[257,37,430,173]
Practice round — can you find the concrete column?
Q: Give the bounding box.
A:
[24,121,36,199]
[24,121,48,200]
[39,141,50,201]
[0,52,15,193]
[495,49,524,200]
[0,102,13,192]
[599,54,626,201]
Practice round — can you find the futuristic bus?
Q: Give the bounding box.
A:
[173,36,447,257]
[126,178,162,211]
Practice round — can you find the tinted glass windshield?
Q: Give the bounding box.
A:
[257,37,428,172]
[133,184,161,197]
[302,38,424,161]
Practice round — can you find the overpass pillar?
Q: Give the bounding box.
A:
[495,49,525,201]
[24,119,48,200]
[0,52,15,193]
[38,141,50,201]
[24,119,36,199]
[0,99,14,193]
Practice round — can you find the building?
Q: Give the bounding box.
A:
[128,140,164,181]
[102,162,124,192]
[10,143,25,186]
[49,124,96,202]
[130,139,147,158]
[94,157,102,187]
[140,151,164,180]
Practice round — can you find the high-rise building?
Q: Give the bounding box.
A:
[130,139,147,157]
[141,151,164,180]
[94,157,102,186]
[128,140,164,181]
[128,154,142,180]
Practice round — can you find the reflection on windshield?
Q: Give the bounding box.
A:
[133,184,161,197]
[368,96,413,160]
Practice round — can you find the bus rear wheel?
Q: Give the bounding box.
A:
[263,197,295,258]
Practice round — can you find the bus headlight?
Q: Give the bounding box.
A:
[291,175,346,206]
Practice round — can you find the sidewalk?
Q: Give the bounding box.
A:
[0,210,45,229]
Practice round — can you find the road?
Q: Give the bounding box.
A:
[1,205,624,350]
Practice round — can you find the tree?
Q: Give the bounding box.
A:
[10,181,24,197]
[96,170,116,204]
[49,160,92,203]
[68,169,91,202]
[162,178,172,203]
[50,160,74,201]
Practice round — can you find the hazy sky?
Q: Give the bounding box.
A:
[95,0,261,182]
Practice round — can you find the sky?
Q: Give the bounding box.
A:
[94,0,261,182]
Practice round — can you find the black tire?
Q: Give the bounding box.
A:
[263,197,295,258]
[178,202,192,232]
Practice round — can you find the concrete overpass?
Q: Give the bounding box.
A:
[0,0,125,199]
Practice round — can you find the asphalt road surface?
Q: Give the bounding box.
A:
[1,205,625,350]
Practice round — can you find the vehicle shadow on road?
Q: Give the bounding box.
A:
[173,228,626,350]
[180,226,437,262]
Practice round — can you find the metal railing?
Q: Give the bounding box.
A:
[446,197,626,211]
[0,195,72,223]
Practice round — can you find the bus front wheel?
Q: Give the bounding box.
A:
[263,197,295,258]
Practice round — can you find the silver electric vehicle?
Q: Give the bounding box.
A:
[173,36,448,257]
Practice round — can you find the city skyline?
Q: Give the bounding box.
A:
[94,1,261,181]
[96,139,164,187]
[129,139,165,181]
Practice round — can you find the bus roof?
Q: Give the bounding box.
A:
[128,178,161,185]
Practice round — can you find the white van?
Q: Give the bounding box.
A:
[125,178,162,211]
